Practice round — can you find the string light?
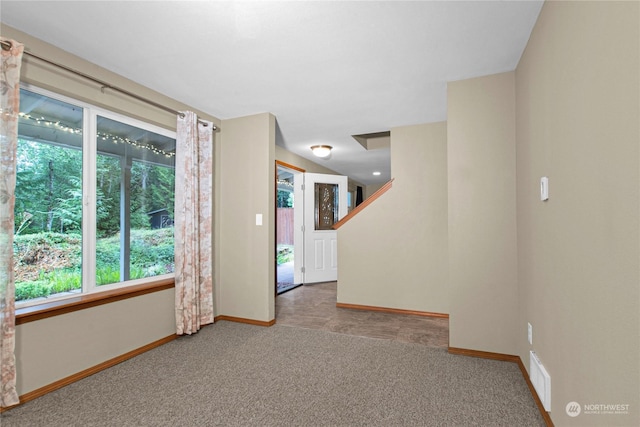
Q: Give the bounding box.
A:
[277,179,294,188]
[18,112,175,158]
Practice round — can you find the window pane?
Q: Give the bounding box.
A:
[96,116,175,285]
[14,89,83,302]
[95,153,121,285]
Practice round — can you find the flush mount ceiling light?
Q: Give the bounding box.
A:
[310,145,332,158]
[373,171,381,176]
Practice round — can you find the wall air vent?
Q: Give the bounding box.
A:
[530,351,551,411]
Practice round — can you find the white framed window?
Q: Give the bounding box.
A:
[14,85,176,306]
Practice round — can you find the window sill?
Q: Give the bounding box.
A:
[16,278,175,325]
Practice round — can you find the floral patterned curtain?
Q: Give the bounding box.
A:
[174,111,214,335]
[0,38,23,407]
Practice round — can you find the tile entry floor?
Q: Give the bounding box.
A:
[275,281,449,348]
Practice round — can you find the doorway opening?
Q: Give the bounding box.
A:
[276,163,303,294]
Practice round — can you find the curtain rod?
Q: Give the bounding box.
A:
[1,39,217,130]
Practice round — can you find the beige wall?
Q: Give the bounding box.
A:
[516,2,639,425]
[218,113,276,322]
[2,25,216,395]
[447,72,518,355]
[365,183,385,199]
[337,122,448,313]
[15,290,174,395]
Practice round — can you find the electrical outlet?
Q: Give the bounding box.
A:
[528,323,533,345]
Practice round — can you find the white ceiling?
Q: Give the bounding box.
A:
[1,0,543,185]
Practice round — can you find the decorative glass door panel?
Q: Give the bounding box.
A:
[314,183,339,230]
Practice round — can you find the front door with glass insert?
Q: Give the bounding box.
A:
[303,173,347,283]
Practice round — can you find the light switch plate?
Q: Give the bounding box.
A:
[255,213,262,226]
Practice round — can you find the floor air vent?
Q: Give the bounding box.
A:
[530,351,551,411]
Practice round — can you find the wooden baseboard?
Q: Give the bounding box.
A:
[448,347,519,362]
[336,302,449,319]
[1,334,177,413]
[214,315,276,327]
[448,347,554,427]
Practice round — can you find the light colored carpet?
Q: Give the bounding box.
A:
[1,321,545,426]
